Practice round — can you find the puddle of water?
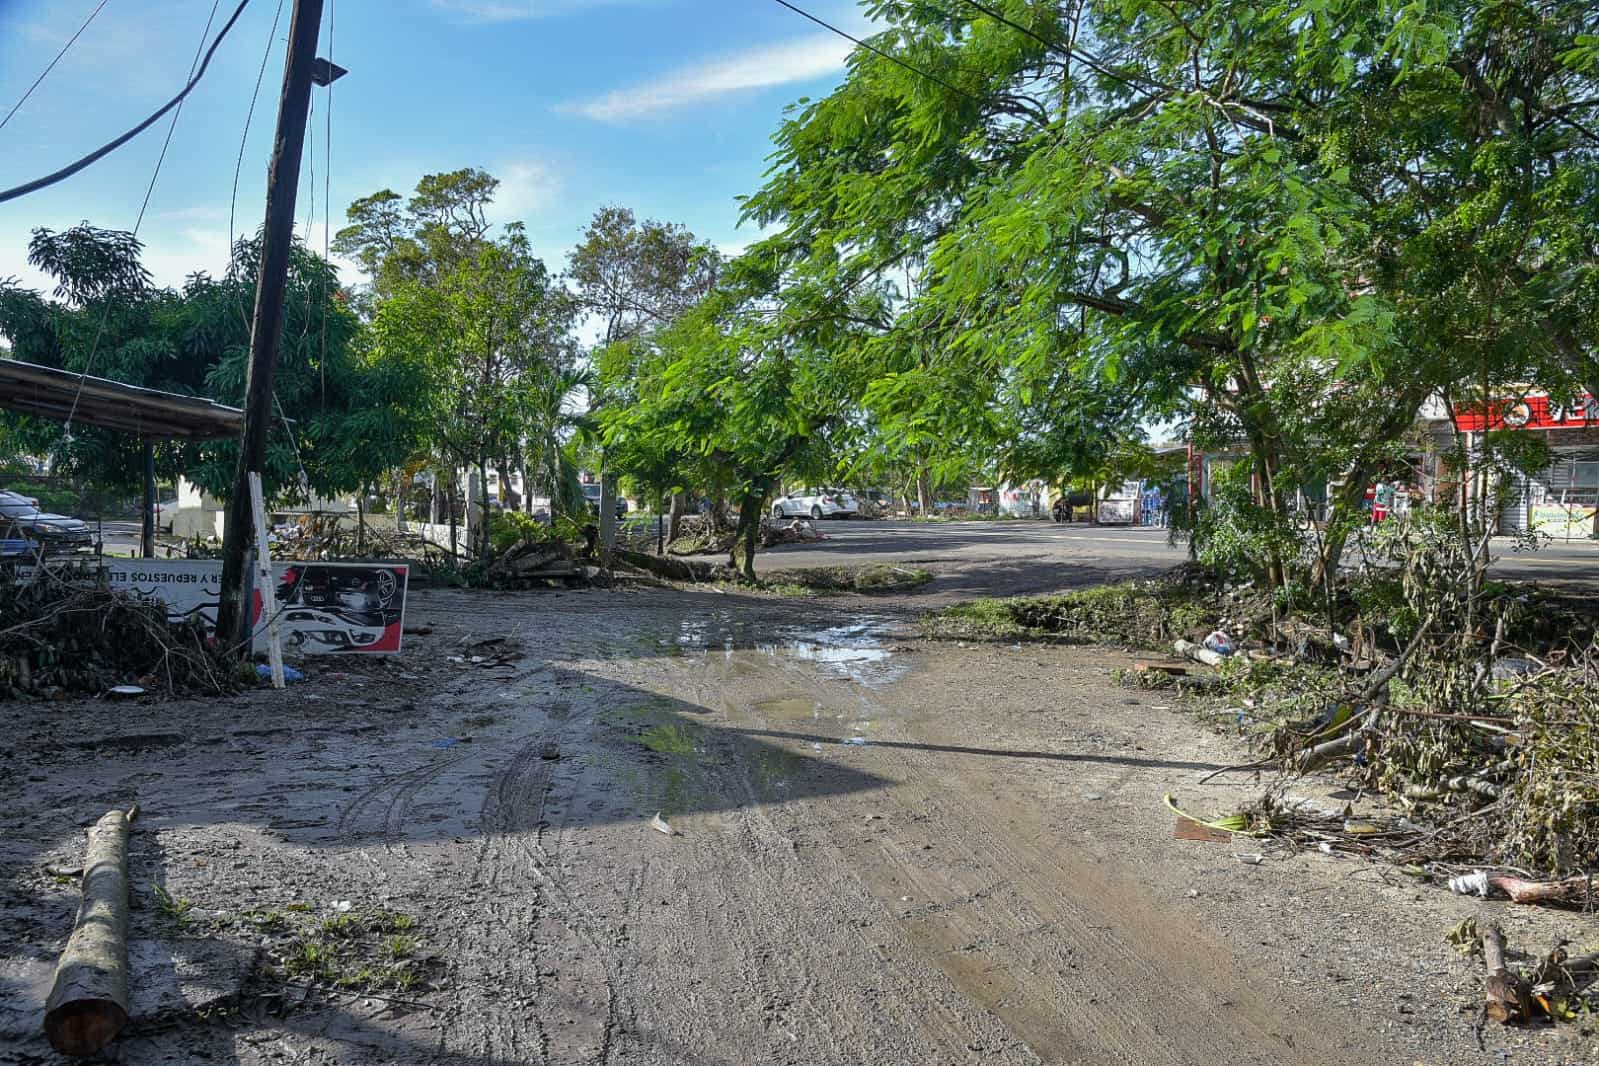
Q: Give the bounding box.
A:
[753,696,827,721]
[671,613,909,688]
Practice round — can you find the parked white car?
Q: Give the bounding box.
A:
[771,489,859,520]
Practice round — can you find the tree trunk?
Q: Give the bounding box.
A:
[599,471,619,553]
[667,491,685,543]
[471,460,487,558]
[916,470,932,516]
[494,462,510,506]
[729,489,765,580]
[1311,467,1378,595]
[447,471,459,557]
[45,805,138,1057]
[356,489,366,556]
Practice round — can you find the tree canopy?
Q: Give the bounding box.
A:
[650,0,1599,586]
[0,224,407,503]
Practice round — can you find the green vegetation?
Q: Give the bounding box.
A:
[926,577,1212,647]
[150,883,195,933]
[637,722,699,756]
[261,906,429,994]
[6,2,1597,602]
[763,564,933,594]
[0,226,414,505]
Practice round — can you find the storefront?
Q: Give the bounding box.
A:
[1452,393,1599,537]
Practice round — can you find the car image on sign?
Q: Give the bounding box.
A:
[279,608,385,652]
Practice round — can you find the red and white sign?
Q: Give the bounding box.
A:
[95,559,408,654]
[1452,393,1599,432]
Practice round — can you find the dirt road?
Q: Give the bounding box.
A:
[1,584,1588,1064]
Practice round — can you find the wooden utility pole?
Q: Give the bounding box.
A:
[140,440,155,559]
[216,0,325,646]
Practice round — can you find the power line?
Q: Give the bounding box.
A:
[954,0,1145,94]
[63,0,228,437]
[0,0,253,205]
[768,0,984,106]
[319,0,335,409]
[135,0,224,234]
[231,0,288,325]
[0,0,111,134]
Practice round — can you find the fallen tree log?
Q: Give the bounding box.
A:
[45,804,139,1056]
[1482,924,1533,1024]
[613,548,737,584]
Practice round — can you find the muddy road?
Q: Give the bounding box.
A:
[1,584,1588,1064]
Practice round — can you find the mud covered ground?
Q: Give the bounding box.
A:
[2,579,1595,1065]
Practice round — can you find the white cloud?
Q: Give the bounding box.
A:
[491,160,562,221]
[560,33,853,122]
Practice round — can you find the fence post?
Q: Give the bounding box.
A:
[657,514,665,555]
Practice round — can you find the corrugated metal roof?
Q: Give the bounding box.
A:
[0,358,243,440]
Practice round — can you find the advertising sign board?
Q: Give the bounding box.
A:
[93,559,407,654]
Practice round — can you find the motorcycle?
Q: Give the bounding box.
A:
[1052,492,1092,523]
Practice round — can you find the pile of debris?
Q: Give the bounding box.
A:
[273,514,454,566]
[761,518,827,547]
[0,570,243,699]
[666,515,827,557]
[665,515,736,556]
[485,538,611,589]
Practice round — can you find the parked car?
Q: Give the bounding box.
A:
[771,489,860,520]
[580,483,628,521]
[0,490,93,553]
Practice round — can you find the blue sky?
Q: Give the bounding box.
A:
[0,0,866,299]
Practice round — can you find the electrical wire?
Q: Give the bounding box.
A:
[319,0,334,411]
[61,0,227,438]
[0,0,111,133]
[0,0,252,205]
[230,0,287,320]
[768,0,984,106]
[135,0,224,235]
[954,0,1145,94]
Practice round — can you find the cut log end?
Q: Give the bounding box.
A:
[44,807,134,1056]
[44,999,129,1058]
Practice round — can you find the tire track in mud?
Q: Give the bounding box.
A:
[591,644,1034,1064]
[471,711,645,1065]
[703,751,1028,1064]
[334,754,474,859]
[791,655,1346,1065]
[647,616,1339,1064]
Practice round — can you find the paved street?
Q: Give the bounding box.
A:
[86,515,1599,594]
[744,519,1599,596]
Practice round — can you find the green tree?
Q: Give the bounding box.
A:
[0,224,410,504]
[571,207,723,536]
[729,0,1599,594]
[334,167,500,298]
[365,225,577,556]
